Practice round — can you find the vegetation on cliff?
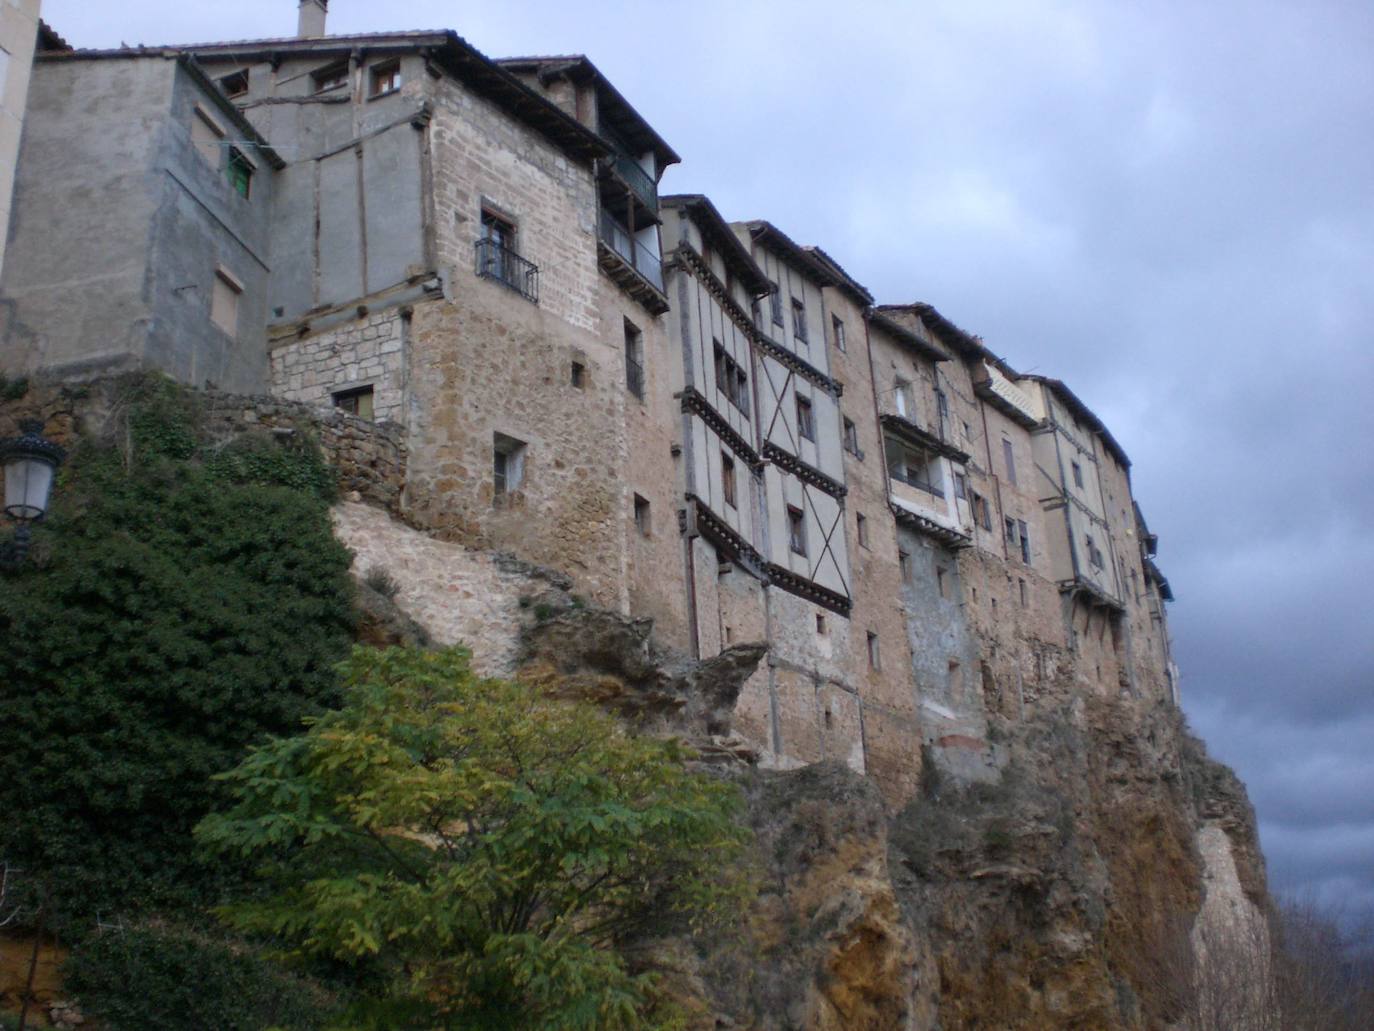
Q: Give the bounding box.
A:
[196,644,751,1030]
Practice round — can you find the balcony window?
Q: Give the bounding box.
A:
[476,209,539,303]
[887,441,943,498]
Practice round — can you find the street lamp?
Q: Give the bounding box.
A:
[0,419,66,569]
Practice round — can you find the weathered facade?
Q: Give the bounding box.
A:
[0,13,1177,811]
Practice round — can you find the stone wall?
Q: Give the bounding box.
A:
[267,310,408,423]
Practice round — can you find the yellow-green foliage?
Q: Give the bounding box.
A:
[197,646,752,1030]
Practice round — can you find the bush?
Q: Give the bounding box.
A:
[197,646,752,1029]
[0,377,357,928]
[64,924,336,1030]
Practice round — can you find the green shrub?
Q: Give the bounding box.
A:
[0,378,356,928]
[64,924,336,1030]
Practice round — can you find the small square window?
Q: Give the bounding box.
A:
[832,314,846,352]
[219,69,249,98]
[856,512,869,548]
[211,269,241,335]
[788,505,807,556]
[867,631,880,670]
[570,361,585,388]
[633,494,651,537]
[370,60,401,97]
[227,148,253,198]
[795,395,815,442]
[493,432,527,497]
[721,452,736,509]
[313,61,349,93]
[333,385,374,421]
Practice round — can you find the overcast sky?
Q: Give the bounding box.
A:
[45,0,1374,922]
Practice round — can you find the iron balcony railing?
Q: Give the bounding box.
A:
[611,150,657,209]
[890,467,945,500]
[474,237,539,304]
[598,210,664,292]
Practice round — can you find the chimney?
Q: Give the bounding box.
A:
[297,0,328,38]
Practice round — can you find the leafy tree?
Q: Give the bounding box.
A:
[196,646,751,1030]
[0,377,355,926]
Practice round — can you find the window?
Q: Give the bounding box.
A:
[1018,520,1031,564]
[219,69,249,98]
[482,208,516,250]
[634,494,651,537]
[843,417,860,455]
[210,269,241,335]
[1086,534,1105,569]
[191,108,225,169]
[816,613,827,636]
[1019,578,1028,607]
[736,369,750,418]
[857,512,869,548]
[866,632,880,670]
[333,385,374,421]
[936,388,949,431]
[795,395,815,441]
[226,148,253,198]
[894,378,913,419]
[972,492,993,531]
[936,566,948,599]
[898,549,911,583]
[1005,516,1017,545]
[712,342,750,416]
[791,298,808,343]
[492,433,527,496]
[313,61,349,93]
[787,505,807,555]
[721,452,737,509]
[713,341,728,395]
[954,473,967,500]
[1072,461,1084,488]
[369,60,401,97]
[832,315,846,352]
[769,282,783,326]
[624,319,644,400]
[1002,437,1017,486]
[570,361,585,388]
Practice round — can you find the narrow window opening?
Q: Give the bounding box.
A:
[795,395,815,441]
[333,385,374,421]
[937,566,948,599]
[1002,437,1017,486]
[1019,578,1028,607]
[1018,520,1031,564]
[769,282,783,326]
[898,549,912,583]
[832,314,846,352]
[226,148,253,198]
[624,319,644,400]
[1005,516,1017,545]
[724,625,735,644]
[843,417,860,455]
[492,432,527,497]
[816,613,827,635]
[954,473,967,500]
[1072,460,1084,489]
[856,512,869,548]
[787,506,807,556]
[866,631,880,670]
[633,494,651,537]
[791,297,808,343]
[721,452,737,509]
[570,361,585,388]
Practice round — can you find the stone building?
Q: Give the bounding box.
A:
[0,0,44,277]
[0,7,1175,810]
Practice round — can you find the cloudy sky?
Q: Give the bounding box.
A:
[46,0,1374,920]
